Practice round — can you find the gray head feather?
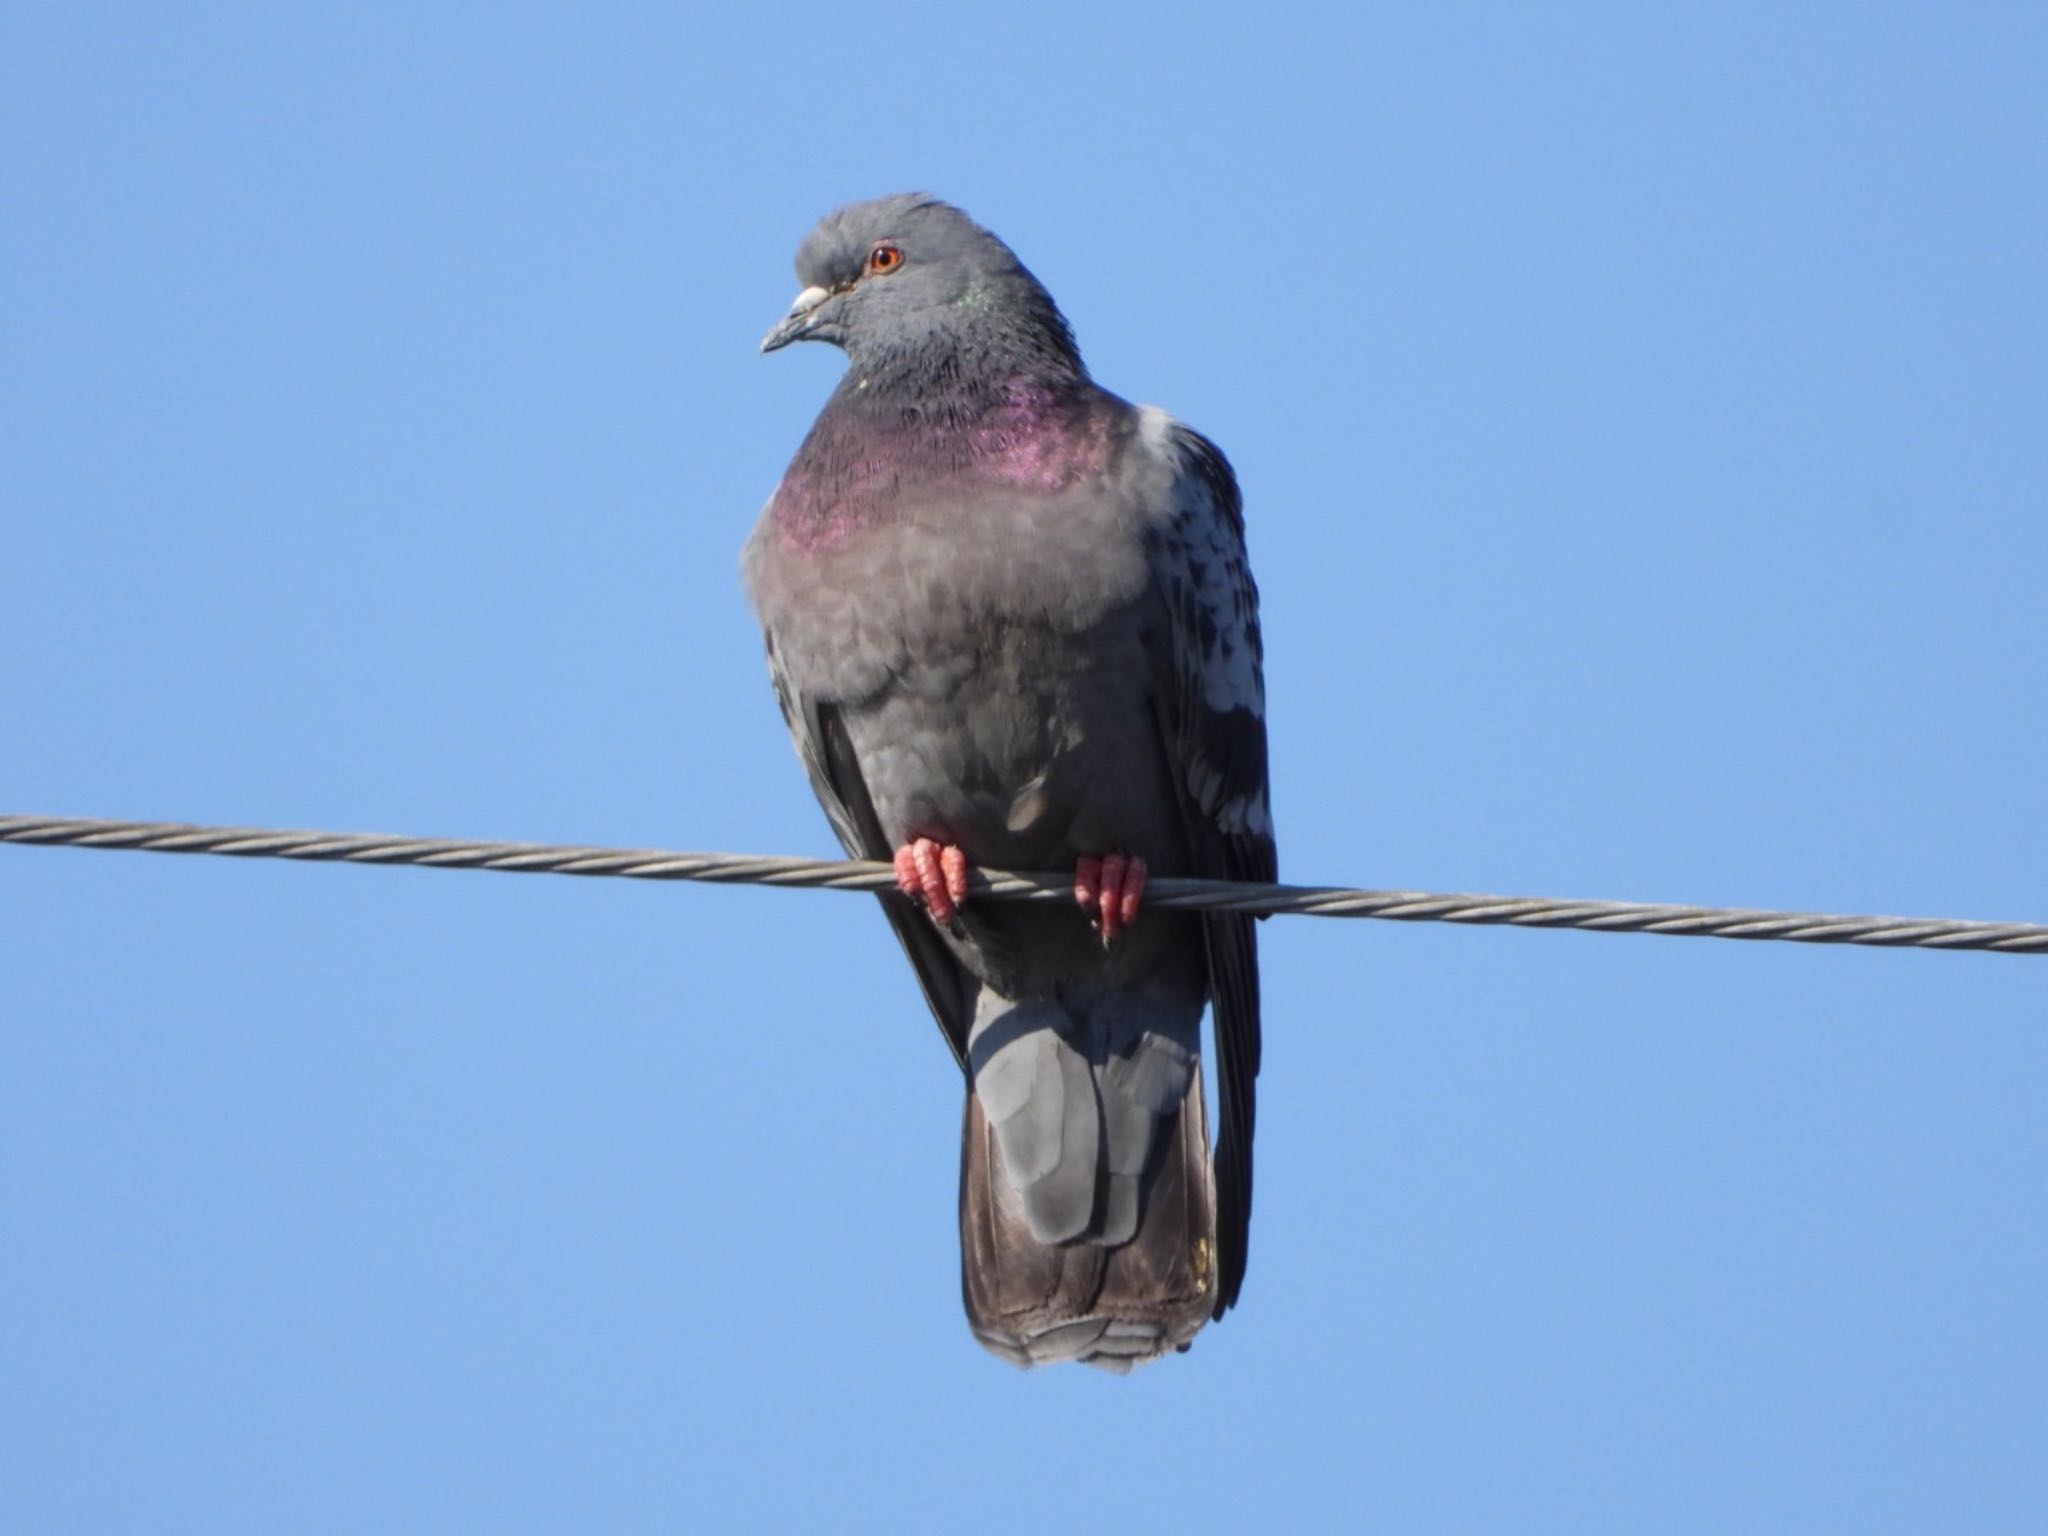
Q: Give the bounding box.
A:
[761,194,1083,388]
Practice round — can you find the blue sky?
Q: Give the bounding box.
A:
[3,3,2044,1530]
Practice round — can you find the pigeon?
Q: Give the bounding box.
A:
[743,194,1274,1369]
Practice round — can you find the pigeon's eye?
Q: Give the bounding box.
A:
[866,242,905,276]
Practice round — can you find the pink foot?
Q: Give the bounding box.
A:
[893,838,970,926]
[1074,852,1148,944]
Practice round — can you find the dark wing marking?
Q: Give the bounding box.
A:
[764,640,974,1070]
[1144,420,1275,1318]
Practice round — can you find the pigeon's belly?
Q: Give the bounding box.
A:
[847,605,1187,877]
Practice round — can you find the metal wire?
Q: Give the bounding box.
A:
[3,814,2041,956]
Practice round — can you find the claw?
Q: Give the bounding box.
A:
[1075,851,1148,944]
[894,838,970,926]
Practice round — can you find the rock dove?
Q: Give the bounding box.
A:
[743,195,1274,1369]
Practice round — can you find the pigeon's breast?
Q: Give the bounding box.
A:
[743,402,1162,710]
[743,402,1184,869]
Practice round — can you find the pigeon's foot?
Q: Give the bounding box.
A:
[1074,853,1148,944]
[894,838,970,926]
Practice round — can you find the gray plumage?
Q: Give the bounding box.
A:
[743,194,1274,1369]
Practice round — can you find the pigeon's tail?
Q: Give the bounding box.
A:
[956,1001,1218,1371]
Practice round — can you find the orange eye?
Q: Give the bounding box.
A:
[866,242,904,275]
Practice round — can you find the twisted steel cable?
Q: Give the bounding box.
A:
[3,814,2041,955]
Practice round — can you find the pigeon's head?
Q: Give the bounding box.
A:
[761,194,1081,379]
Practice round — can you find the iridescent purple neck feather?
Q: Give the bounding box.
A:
[768,373,1127,552]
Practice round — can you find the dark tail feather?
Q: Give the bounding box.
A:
[958,1070,1217,1371]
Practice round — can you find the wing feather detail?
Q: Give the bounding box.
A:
[1139,412,1275,1316]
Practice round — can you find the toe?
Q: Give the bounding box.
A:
[1098,853,1129,943]
[893,845,924,901]
[1118,855,1148,933]
[940,844,970,907]
[1074,855,1102,915]
[913,840,957,925]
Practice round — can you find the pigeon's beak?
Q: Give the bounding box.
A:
[760,285,831,353]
